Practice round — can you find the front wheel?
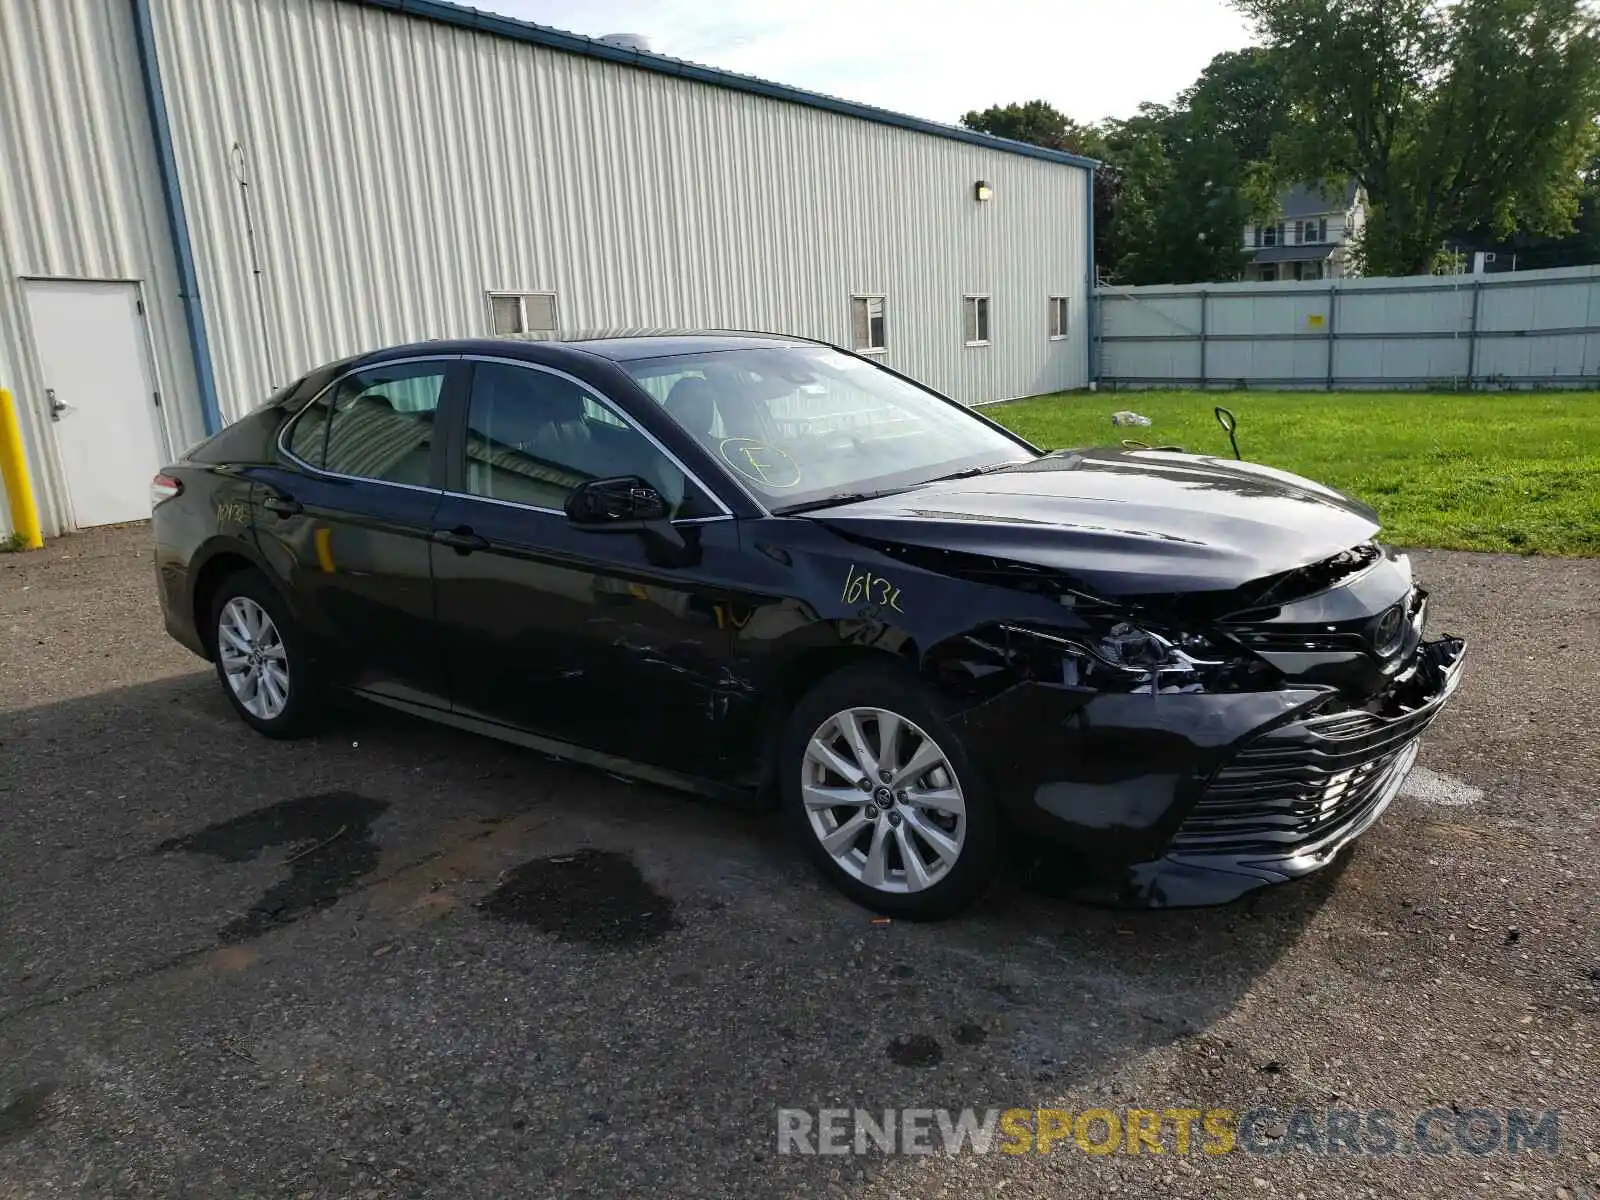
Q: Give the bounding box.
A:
[780,664,998,919]
[209,568,324,738]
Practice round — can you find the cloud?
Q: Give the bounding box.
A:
[479,0,1253,124]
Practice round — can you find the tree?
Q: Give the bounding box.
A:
[1459,141,1600,268]
[1233,0,1600,275]
[1180,47,1294,165]
[1101,105,1257,284]
[959,100,1106,159]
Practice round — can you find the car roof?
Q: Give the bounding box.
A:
[364,329,824,366]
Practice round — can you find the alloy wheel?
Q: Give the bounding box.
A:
[218,596,291,721]
[801,706,966,894]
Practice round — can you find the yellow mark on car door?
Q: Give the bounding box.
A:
[314,526,336,573]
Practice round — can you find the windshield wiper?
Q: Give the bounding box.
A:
[927,460,1019,482]
[776,490,894,515]
[778,462,1022,515]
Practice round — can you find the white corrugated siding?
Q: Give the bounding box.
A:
[149,0,1088,424]
[0,0,200,536]
[2,0,1087,534]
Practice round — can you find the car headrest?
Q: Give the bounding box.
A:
[542,379,588,425]
[664,376,716,436]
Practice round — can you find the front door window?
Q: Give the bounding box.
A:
[461,362,717,518]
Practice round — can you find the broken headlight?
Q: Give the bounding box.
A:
[1001,621,1275,694]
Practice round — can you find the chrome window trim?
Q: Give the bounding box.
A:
[435,487,734,526]
[460,355,742,520]
[275,354,461,489]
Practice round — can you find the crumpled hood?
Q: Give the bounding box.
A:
[810,447,1381,595]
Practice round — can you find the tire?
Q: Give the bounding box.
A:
[780,663,999,919]
[208,567,324,739]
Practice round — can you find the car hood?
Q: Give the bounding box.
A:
[809,447,1381,595]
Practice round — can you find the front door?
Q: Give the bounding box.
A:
[430,358,740,778]
[23,279,167,527]
[249,357,462,706]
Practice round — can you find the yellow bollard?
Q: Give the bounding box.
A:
[0,388,45,549]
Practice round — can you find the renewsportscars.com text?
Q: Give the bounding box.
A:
[777,1106,1561,1157]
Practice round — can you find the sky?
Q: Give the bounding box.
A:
[474,1,1256,127]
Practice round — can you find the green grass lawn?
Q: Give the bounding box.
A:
[982,390,1600,556]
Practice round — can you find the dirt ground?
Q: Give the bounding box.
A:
[1,524,1596,1198]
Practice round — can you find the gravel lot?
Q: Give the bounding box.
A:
[2,524,1596,1199]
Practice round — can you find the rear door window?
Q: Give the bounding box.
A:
[286,361,448,486]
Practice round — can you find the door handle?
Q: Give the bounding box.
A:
[262,494,302,517]
[434,525,488,554]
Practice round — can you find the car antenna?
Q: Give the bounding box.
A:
[1214,406,1241,460]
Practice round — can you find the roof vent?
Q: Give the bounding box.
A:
[598,32,651,53]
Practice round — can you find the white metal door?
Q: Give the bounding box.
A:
[23,279,167,528]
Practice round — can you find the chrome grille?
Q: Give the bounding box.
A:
[1172,690,1448,859]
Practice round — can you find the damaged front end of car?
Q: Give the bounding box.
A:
[914,540,1468,907]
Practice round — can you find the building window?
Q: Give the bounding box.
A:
[851,295,886,353]
[1261,223,1279,247]
[964,295,991,346]
[1048,296,1070,340]
[487,291,559,336]
[1299,219,1327,245]
[1259,265,1279,283]
[1297,260,1323,282]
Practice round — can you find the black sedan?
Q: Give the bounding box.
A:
[151,332,1466,917]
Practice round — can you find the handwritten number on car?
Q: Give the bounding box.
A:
[842,564,903,613]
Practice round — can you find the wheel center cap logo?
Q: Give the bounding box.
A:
[874,786,894,805]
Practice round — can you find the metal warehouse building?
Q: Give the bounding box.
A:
[0,0,1095,537]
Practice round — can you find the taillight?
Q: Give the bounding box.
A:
[150,473,183,507]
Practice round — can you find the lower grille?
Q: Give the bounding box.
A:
[1171,637,1465,860]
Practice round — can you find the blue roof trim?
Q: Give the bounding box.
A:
[352,0,1098,172]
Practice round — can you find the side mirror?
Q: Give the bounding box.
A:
[565,476,670,527]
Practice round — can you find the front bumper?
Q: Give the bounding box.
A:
[954,635,1468,907]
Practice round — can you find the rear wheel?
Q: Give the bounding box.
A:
[781,664,998,918]
[209,568,324,738]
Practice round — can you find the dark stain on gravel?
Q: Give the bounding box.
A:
[953,1022,988,1046]
[0,1083,57,1146]
[154,793,388,943]
[886,1033,944,1068]
[478,849,677,946]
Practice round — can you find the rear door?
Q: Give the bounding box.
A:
[250,356,464,706]
[429,357,742,777]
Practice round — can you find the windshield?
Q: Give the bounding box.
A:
[622,345,1035,512]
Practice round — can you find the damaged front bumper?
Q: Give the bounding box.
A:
[952,635,1468,907]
